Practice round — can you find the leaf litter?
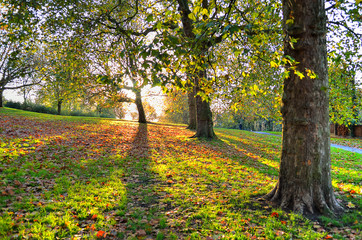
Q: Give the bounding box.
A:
[0,109,361,239]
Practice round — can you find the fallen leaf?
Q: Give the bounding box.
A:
[347,202,356,209]
[271,212,279,218]
[136,229,146,236]
[96,230,106,238]
[149,219,159,226]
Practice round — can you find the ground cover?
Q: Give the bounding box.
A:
[0,108,361,239]
[265,131,361,149]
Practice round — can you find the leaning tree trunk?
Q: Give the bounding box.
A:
[0,89,3,107]
[264,0,343,215]
[187,88,197,130]
[135,90,147,123]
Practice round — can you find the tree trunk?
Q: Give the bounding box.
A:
[135,90,147,123]
[193,71,215,139]
[0,89,3,108]
[264,0,343,215]
[177,0,215,139]
[57,99,62,115]
[187,88,197,130]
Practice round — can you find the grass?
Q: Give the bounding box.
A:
[264,131,361,149]
[0,107,361,239]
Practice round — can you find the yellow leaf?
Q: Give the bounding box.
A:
[347,202,356,208]
[286,19,294,25]
[201,8,208,16]
[270,61,278,68]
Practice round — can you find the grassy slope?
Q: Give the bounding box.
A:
[265,131,361,149]
[0,108,361,239]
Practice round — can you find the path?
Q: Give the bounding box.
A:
[253,131,362,154]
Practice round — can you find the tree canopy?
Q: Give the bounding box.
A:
[1,0,361,217]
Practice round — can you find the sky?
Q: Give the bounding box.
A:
[3,89,24,102]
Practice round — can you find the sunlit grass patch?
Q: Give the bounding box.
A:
[1,109,361,239]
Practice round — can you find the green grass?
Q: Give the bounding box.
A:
[265,130,361,149]
[0,107,361,239]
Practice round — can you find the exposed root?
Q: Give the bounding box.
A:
[263,181,344,217]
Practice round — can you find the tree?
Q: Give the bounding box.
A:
[329,62,361,131]
[0,37,41,107]
[168,0,216,138]
[187,88,197,129]
[36,41,87,115]
[263,0,343,215]
[46,0,155,123]
[86,35,151,123]
[160,0,282,138]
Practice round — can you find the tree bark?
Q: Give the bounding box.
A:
[192,70,215,138]
[57,99,62,115]
[264,0,343,216]
[187,88,197,130]
[135,90,147,123]
[0,89,3,107]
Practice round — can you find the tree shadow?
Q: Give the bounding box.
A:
[0,115,167,239]
[121,123,167,238]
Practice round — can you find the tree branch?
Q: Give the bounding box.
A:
[2,80,41,90]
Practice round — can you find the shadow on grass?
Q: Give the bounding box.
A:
[1,113,360,239]
[120,123,167,238]
[0,117,168,239]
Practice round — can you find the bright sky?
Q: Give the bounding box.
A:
[3,89,24,102]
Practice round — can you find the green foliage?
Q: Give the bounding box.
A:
[5,100,58,115]
[329,62,361,125]
[4,101,115,118]
[161,91,189,124]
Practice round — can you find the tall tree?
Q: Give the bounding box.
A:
[36,41,87,115]
[87,35,151,123]
[264,0,343,215]
[0,34,42,107]
[173,0,216,138]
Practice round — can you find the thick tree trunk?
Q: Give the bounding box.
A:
[135,90,147,123]
[0,89,3,108]
[57,99,62,115]
[187,88,197,130]
[264,0,343,215]
[192,71,215,139]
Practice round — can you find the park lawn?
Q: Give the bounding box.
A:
[265,131,361,149]
[0,108,361,239]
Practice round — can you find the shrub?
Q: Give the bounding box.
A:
[4,100,115,118]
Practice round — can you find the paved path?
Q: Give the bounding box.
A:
[253,131,362,154]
